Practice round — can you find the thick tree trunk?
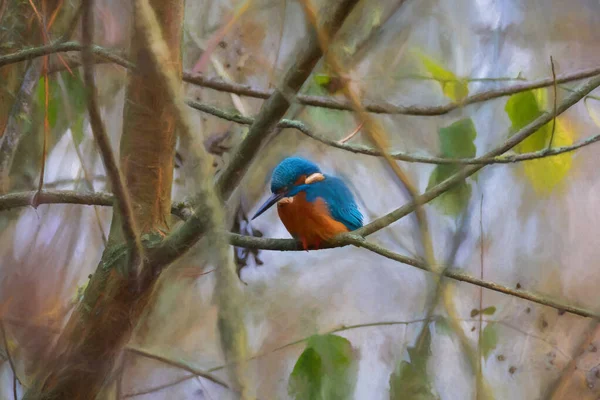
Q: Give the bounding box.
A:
[23,1,183,398]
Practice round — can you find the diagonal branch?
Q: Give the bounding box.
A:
[213,0,360,200]
[126,346,231,390]
[81,0,143,275]
[132,0,251,394]
[357,74,600,238]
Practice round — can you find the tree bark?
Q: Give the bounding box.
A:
[23,1,183,398]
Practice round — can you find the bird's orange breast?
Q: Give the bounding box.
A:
[277,192,349,249]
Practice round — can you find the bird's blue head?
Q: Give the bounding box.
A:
[252,157,321,220]
[270,157,320,194]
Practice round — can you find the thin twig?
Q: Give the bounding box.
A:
[81,0,143,275]
[341,234,600,320]
[123,374,196,398]
[1,321,19,400]
[205,315,572,375]
[35,58,50,206]
[548,56,558,150]
[477,194,485,399]
[126,346,231,390]
[338,121,364,144]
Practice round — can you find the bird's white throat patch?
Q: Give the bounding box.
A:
[305,172,325,184]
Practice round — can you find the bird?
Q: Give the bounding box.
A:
[252,157,363,250]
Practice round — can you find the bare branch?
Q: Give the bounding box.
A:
[0,189,112,211]
[81,0,143,275]
[206,316,573,375]
[549,56,558,150]
[213,0,361,200]
[359,74,600,238]
[123,375,196,398]
[185,100,600,165]
[0,42,133,70]
[342,234,600,320]
[1,188,597,320]
[125,346,231,390]
[3,41,600,117]
[184,67,600,116]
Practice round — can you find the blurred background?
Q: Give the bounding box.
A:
[2,0,600,398]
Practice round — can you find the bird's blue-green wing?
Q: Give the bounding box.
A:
[305,175,363,231]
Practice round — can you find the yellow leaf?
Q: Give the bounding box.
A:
[413,50,469,102]
[505,90,574,194]
[520,119,573,194]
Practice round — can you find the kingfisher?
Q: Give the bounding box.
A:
[252,157,363,250]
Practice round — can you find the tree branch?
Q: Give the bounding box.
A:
[122,374,196,398]
[357,74,600,238]
[185,100,600,165]
[0,189,113,211]
[4,42,600,117]
[213,0,360,200]
[0,41,134,70]
[81,0,143,275]
[2,189,597,320]
[125,346,231,390]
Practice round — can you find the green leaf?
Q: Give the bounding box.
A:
[427,164,472,216]
[504,90,573,194]
[481,306,497,316]
[505,91,542,131]
[289,348,323,400]
[288,334,357,400]
[314,74,332,87]
[427,118,477,216]
[481,324,498,360]
[438,118,477,158]
[389,326,439,400]
[414,51,468,102]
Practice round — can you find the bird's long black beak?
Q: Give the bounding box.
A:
[252,192,285,220]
